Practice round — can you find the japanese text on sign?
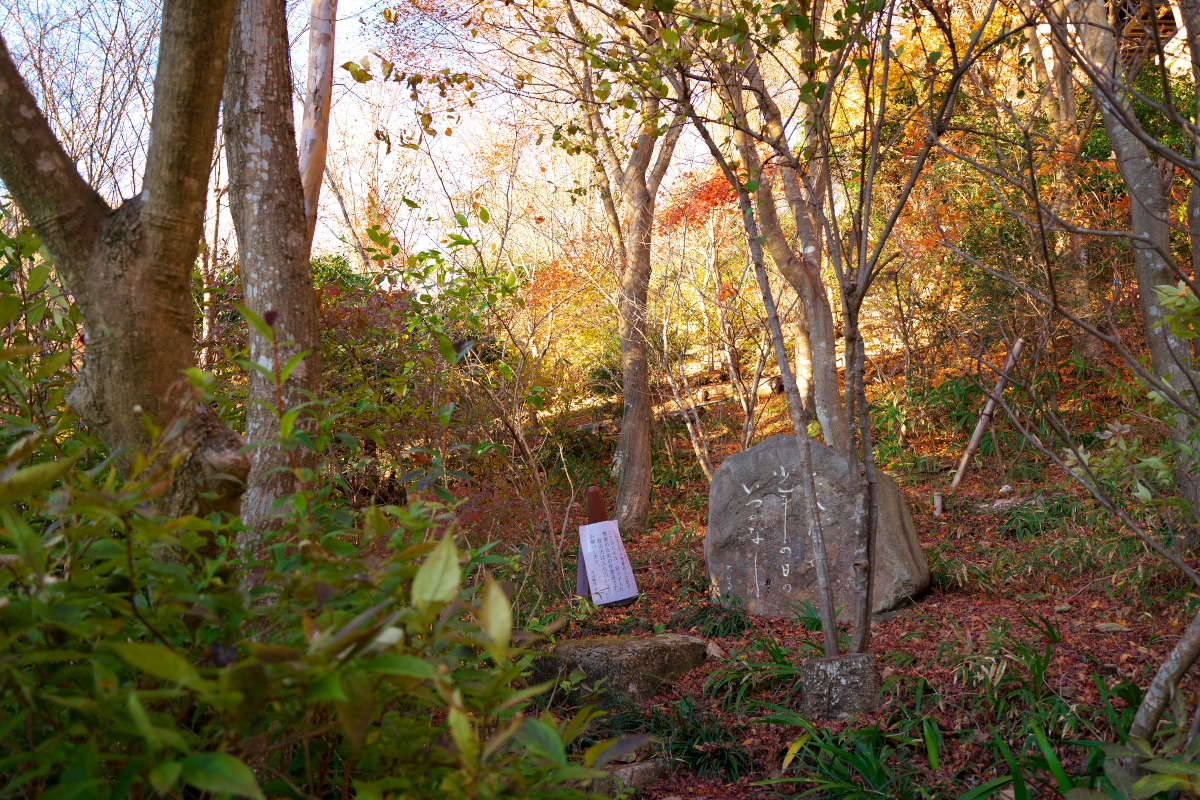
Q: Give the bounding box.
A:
[579,520,639,605]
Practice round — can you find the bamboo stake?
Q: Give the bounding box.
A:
[950,338,1026,489]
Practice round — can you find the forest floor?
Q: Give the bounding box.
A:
[503,359,1200,798]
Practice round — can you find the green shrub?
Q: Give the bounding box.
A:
[0,229,632,798]
[0,417,635,798]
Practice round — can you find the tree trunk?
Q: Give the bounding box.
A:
[609,115,683,534]
[298,0,337,246]
[1078,0,1200,520]
[1180,0,1200,278]
[0,1,247,516]
[735,49,850,454]
[613,176,657,531]
[1046,29,1107,367]
[224,0,323,533]
[564,7,682,533]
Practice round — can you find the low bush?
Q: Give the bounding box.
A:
[0,410,637,798]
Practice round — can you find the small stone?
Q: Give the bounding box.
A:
[706,640,729,659]
[801,653,881,720]
[532,634,707,703]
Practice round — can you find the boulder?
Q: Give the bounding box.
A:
[532,634,707,703]
[706,434,929,620]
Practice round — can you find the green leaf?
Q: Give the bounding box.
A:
[455,212,469,228]
[449,707,480,763]
[1031,723,1073,792]
[235,304,275,345]
[0,450,83,504]
[32,351,70,381]
[996,736,1027,800]
[956,776,1014,800]
[744,180,759,192]
[362,654,437,680]
[480,577,512,654]
[0,295,22,325]
[438,334,460,364]
[517,718,567,767]
[412,533,460,606]
[180,753,265,800]
[248,643,301,664]
[40,781,107,799]
[342,61,373,83]
[923,718,940,771]
[335,671,377,752]
[354,780,385,800]
[279,351,312,383]
[781,734,812,770]
[1132,773,1187,798]
[149,761,182,796]
[127,690,163,751]
[478,207,490,223]
[307,672,349,702]
[1144,758,1200,776]
[113,643,200,686]
[280,408,302,440]
[26,265,51,294]
[587,734,653,768]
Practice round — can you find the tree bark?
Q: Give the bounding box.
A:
[298,0,337,246]
[0,1,247,516]
[1180,0,1200,278]
[677,75,841,653]
[1071,0,1200,520]
[1039,17,1107,367]
[612,118,681,532]
[224,0,323,533]
[565,7,683,532]
[738,49,850,454]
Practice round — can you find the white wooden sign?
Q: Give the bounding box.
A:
[579,520,639,605]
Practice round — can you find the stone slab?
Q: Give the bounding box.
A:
[532,634,707,703]
[706,434,930,620]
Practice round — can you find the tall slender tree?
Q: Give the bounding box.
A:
[224,0,324,533]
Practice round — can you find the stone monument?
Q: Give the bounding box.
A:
[706,434,929,619]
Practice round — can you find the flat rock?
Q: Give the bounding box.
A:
[706,434,930,619]
[592,758,668,796]
[532,634,707,702]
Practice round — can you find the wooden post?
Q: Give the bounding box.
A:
[576,486,605,597]
[950,338,1026,490]
[577,486,638,607]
